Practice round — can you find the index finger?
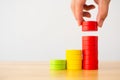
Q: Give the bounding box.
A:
[75,0,86,25]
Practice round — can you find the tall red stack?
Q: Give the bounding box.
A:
[82,21,98,70]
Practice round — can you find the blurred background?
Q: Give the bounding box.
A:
[0,0,119,61]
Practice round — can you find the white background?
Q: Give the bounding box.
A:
[0,0,119,61]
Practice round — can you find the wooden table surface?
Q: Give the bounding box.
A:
[0,62,120,80]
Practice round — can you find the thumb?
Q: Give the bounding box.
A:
[97,0,110,27]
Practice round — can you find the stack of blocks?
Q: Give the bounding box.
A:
[82,36,98,70]
[50,60,66,70]
[50,21,98,70]
[66,50,82,70]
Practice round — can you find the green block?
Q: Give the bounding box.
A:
[50,60,66,70]
[50,64,66,70]
[50,60,66,64]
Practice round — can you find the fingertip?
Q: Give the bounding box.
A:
[99,25,102,28]
[77,20,82,26]
[89,5,96,9]
[83,12,91,18]
[97,16,104,28]
[97,20,103,28]
[83,4,96,11]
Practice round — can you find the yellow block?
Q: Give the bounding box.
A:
[67,64,82,70]
[67,60,82,65]
[66,50,82,55]
[66,54,82,60]
[67,63,82,67]
[66,50,82,61]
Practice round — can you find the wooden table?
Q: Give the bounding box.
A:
[0,62,120,80]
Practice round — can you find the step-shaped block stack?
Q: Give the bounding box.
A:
[50,21,99,70]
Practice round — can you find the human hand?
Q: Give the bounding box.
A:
[71,0,110,27]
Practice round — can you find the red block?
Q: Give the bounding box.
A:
[82,40,98,46]
[82,45,98,50]
[82,50,98,56]
[83,55,98,59]
[82,64,98,70]
[82,36,98,41]
[82,21,98,31]
[83,57,98,65]
[82,60,98,65]
[82,26,97,31]
[82,58,98,64]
